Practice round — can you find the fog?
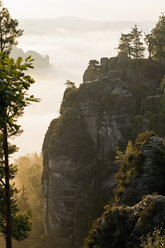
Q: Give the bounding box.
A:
[12,17,155,159]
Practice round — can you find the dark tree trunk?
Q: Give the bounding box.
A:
[3,124,12,248]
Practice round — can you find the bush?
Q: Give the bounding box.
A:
[114,131,154,200]
[141,227,165,248]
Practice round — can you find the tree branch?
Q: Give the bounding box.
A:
[0,178,6,187]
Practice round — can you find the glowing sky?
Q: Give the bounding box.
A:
[4,0,165,21]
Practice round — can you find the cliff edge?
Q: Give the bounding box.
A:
[42,56,165,248]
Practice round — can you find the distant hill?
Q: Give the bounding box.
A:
[10,46,50,74]
[19,17,156,35]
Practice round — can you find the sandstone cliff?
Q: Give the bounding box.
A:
[42,56,165,248]
[83,133,165,248]
[83,194,165,248]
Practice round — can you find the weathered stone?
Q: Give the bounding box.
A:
[83,195,165,248]
[42,57,165,248]
[117,135,165,206]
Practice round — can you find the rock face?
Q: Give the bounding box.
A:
[83,132,165,248]
[83,195,165,248]
[117,135,165,206]
[42,56,165,248]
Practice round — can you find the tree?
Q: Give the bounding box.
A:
[88,59,100,71]
[14,154,45,248]
[0,52,39,248]
[65,80,75,88]
[117,33,132,58]
[144,33,154,59]
[151,13,165,61]
[131,25,145,59]
[0,1,23,54]
[18,186,30,213]
[0,3,34,247]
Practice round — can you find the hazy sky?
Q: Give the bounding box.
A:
[4,0,165,21]
[3,0,165,158]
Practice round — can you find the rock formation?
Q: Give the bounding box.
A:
[83,195,165,248]
[116,134,165,206]
[83,132,165,248]
[42,56,165,248]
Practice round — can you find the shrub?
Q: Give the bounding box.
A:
[114,131,154,200]
[140,227,165,248]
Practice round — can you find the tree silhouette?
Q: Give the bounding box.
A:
[131,25,145,59]
[0,1,23,54]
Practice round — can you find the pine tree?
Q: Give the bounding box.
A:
[0,52,39,248]
[18,186,30,212]
[117,33,132,58]
[14,154,45,248]
[0,1,23,54]
[88,60,100,71]
[0,2,34,247]
[151,14,165,61]
[131,25,145,59]
[144,33,154,59]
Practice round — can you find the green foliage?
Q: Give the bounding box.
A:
[151,13,165,61]
[132,112,157,138]
[134,130,155,146]
[132,75,165,139]
[17,186,30,212]
[0,182,32,242]
[117,14,165,62]
[144,33,154,59]
[131,25,145,59]
[141,227,165,248]
[0,49,39,246]
[114,131,154,200]
[65,79,75,88]
[138,201,156,229]
[11,46,50,74]
[0,52,39,136]
[83,206,131,248]
[0,140,32,243]
[0,1,23,54]
[88,60,100,70]
[84,60,100,82]
[11,212,32,241]
[14,154,45,248]
[117,25,145,59]
[83,194,165,248]
[117,33,132,58]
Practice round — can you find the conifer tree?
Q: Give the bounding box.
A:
[131,25,145,59]
[144,33,154,59]
[117,33,132,58]
[151,14,165,61]
[0,2,36,247]
[0,52,39,248]
[88,60,100,71]
[18,186,30,212]
[0,1,23,54]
